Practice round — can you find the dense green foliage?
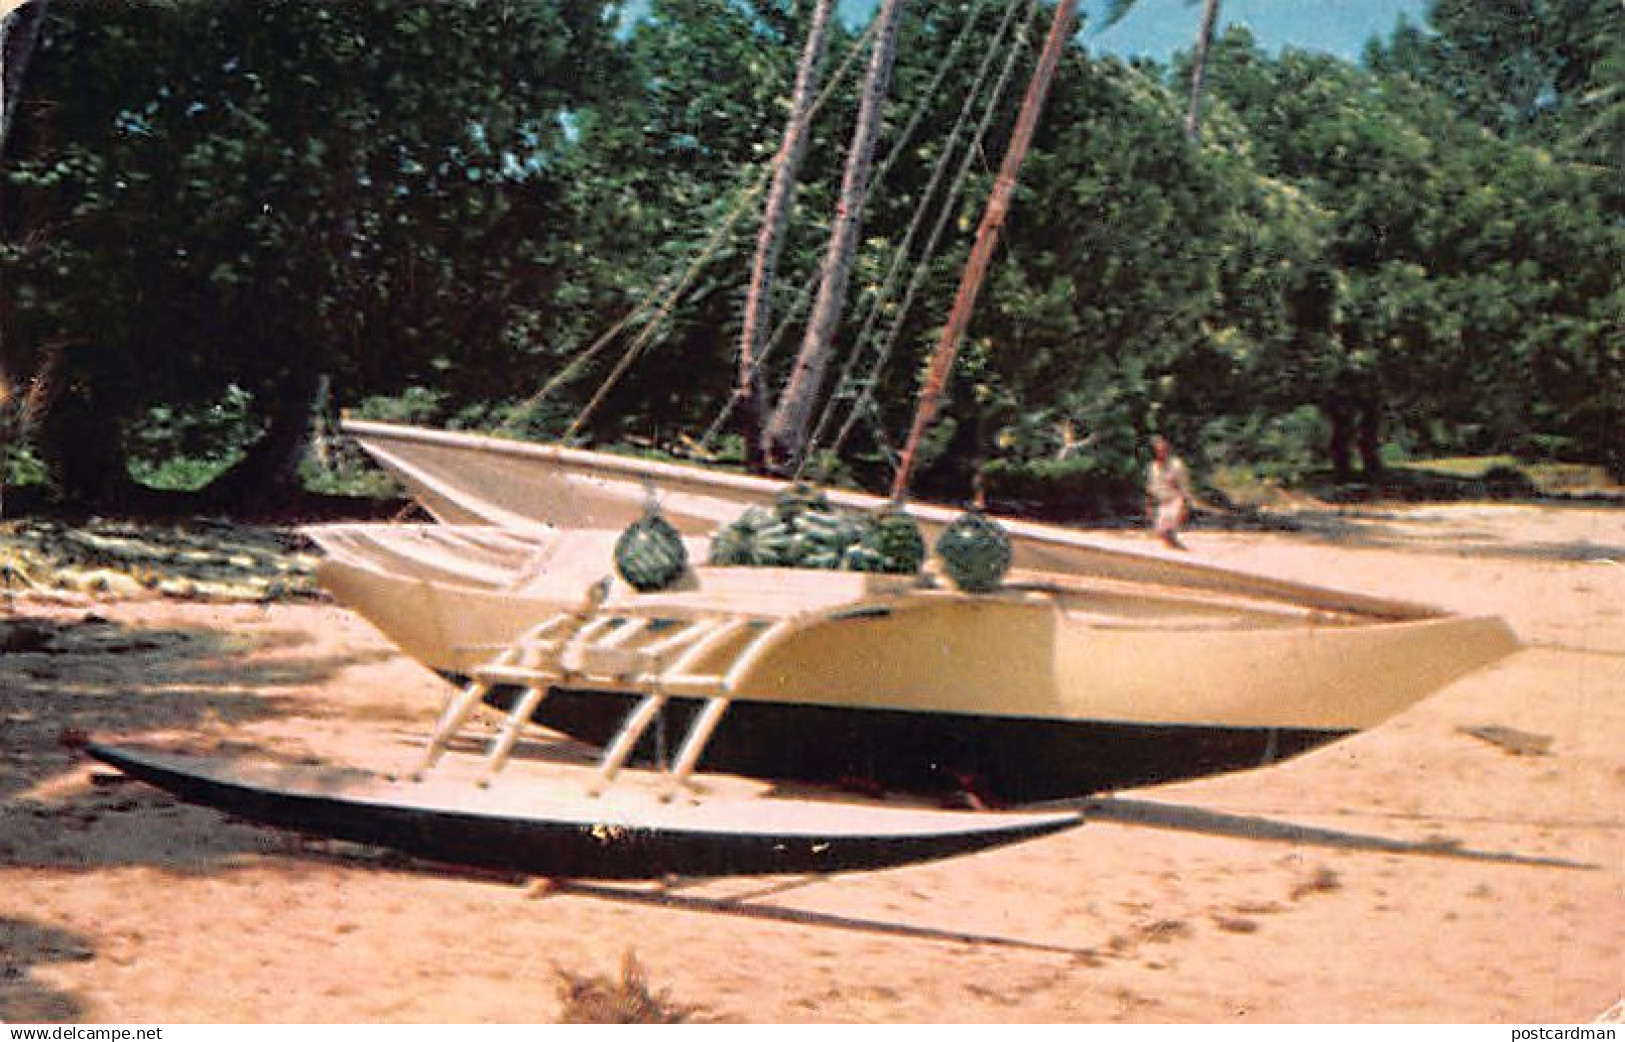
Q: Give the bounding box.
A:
[3,0,628,502]
[1,0,1620,510]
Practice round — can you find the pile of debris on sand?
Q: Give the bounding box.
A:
[0,518,321,603]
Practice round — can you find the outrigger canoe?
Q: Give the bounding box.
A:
[84,443,1519,877]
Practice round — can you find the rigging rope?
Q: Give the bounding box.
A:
[698,265,826,451]
[499,267,688,435]
[521,15,882,441]
[803,0,1043,475]
[862,0,1001,229]
[562,176,765,442]
[802,0,1033,474]
[702,0,1018,461]
[889,0,1078,501]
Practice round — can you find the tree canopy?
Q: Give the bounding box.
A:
[1,0,1620,511]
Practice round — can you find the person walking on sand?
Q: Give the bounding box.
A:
[1145,435,1194,550]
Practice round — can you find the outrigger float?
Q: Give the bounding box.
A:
[85,743,1081,879]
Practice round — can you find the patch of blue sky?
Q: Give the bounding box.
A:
[619,1,1431,63]
[1079,0,1428,62]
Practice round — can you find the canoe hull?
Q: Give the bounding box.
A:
[476,681,1352,803]
[306,515,1517,802]
[315,549,1516,730]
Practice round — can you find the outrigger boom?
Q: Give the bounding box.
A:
[415,587,788,799]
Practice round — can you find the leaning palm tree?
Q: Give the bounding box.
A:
[1100,0,1223,141]
[1182,0,1221,140]
[735,0,838,471]
[763,0,908,474]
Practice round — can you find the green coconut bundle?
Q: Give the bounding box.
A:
[934,509,1012,593]
[614,502,689,592]
[709,487,924,576]
[842,508,926,574]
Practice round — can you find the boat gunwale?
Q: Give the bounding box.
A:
[309,518,1431,629]
[340,418,1452,623]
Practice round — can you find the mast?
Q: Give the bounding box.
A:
[890,0,1076,502]
[762,0,907,475]
[735,0,838,473]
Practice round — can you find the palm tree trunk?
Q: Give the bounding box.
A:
[1357,394,1384,478]
[1,0,51,494]
[763,0,907,475]
[1325,397,1354,482]
[735,0,837,473]
[1,1,48,157]
[204,370,322,511]
[1183,0,1221,141]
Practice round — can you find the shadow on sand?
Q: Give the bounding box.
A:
[1234,504,1625,565]
[0,917,94,1023]
[1075,796,1599,871]
[0,611,397,871]
[508,786,1600,953]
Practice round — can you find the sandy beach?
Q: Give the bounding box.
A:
[1,502,1620,1023]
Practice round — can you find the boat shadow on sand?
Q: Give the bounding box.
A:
[271,782,1597,960]
[510,779,1603,948]
[1072,797,1598,871]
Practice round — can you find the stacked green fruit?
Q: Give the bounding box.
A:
[843,509,926,574]
[708,487,922,576]
[706,506,770,566]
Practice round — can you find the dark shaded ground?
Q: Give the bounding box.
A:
[0,917,94,1023]
[2,483,423,525]
[0,611,397,847]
